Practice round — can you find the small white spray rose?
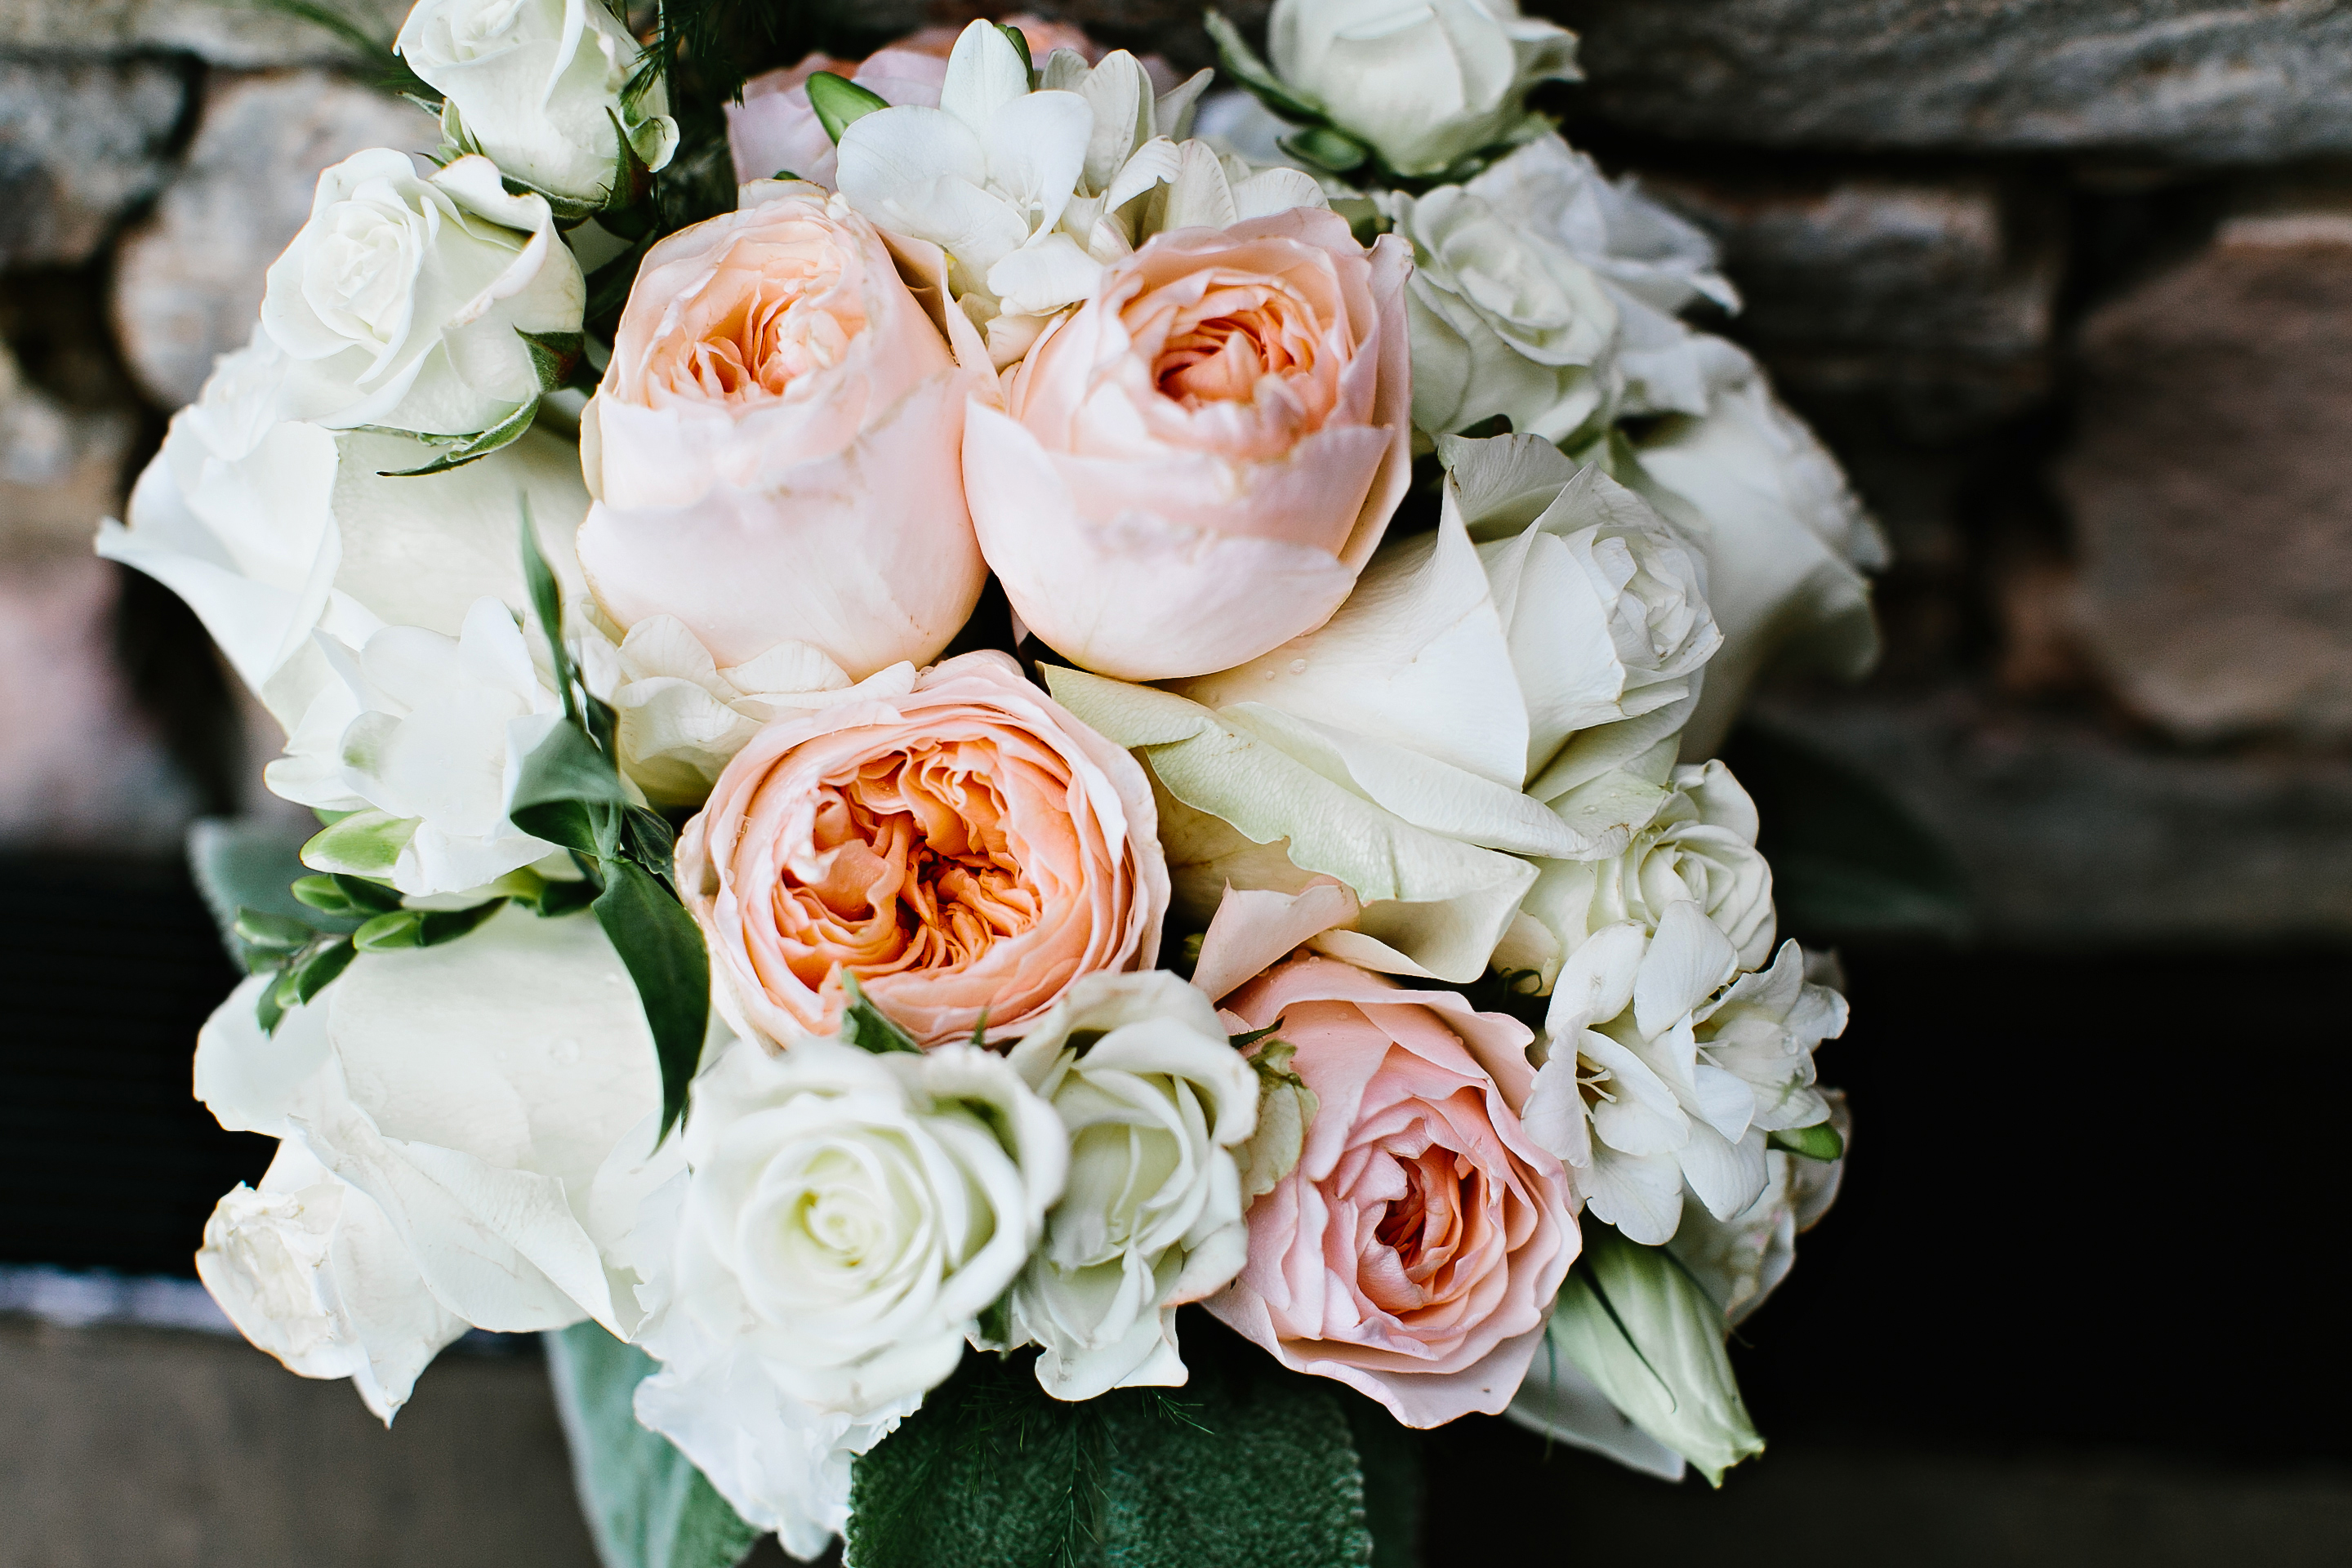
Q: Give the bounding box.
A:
[1267,0,1579,176]
[265,596,563,898]
[1003,972,1261,1401]
[398,0,678,206]
[261,149,584,436]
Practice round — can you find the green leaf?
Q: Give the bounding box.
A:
[838,973,921,1056]
[189,817,359,958]
[416,898,509,947]
[594,858,710,1140]
[806,71,890,142]
[375,397,540,477]
[353,909,425,951]
[1281,126,1370,173]
[542,1323,760,1568]
[1768,1120,1845,1160]
[1544,1228,1764,1486]
[847,1330,1383,1568]
[996,21,1034,76]
[1202,10,1325,123]
[255,977,288,1036]
[519,500,579,725]
[1724,720,1970,942]
[519,328,586,393]
[622,805,679,890]
[302,808,421,879]
[510,719,627,853]
[233,908,314,953]
[289,937,357,1004]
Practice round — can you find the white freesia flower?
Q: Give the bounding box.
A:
[1045,431,1716,984]
[1633,341,1887,757]
[96,325,592,735]
[397,0,678,205]
[1003,972,1260,1401]
[1667,1090,1848,1327]
[191,910,679,1415]
[1521,902,1846,1245]
[635,1036,1067,1551]
[261,149,585,435]
[263,596,563,898]
[1499,759,1775,990]
[1383,175,1620,442]
[1267,0,1579,176]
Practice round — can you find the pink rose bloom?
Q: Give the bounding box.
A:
[965,207,1414,681]
[675,652,1169,1048]
[727,16,1147,189]
[1208,956,1578,1427]
[577,185,991,676]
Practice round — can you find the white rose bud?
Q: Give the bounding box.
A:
[1383,178,1620,443]
[1267,0,1579,176]
[1004,973,1261,1401]
[397,0,679,205]
[261,149,585,437]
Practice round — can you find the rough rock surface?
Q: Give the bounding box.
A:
[1643,172,2061,435]
[0,0,409,69]
[1551,0,2352,163]
[2056,203,2352,742]
[1,345,133,560]
[109,70,427,410]
[0,57,188,270]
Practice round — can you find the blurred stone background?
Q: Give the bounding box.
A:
[6,2,2352,1565]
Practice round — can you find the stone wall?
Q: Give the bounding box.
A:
[6,0,2350,942]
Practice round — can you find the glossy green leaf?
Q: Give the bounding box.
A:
[543,1323,761,1568]
[595,858,709,1139]
[510,718,628,853]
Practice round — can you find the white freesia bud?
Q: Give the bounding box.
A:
[1499,759,1776,990]
[1520,903,1846,1245]
[1383,178,1619,443]
[397,0,678,205]
[190,913,682,1417]
[1004,972,1260,1401]
[264,596,564,898]
[1045,432,1717,986]
[261,150,584,436]
[634,1036,1067,1549]
[1267,0,1579,176]
[1634,342,1888,758]
[95,327,594,737]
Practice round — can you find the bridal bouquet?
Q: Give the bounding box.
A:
[102,1,1887,1561]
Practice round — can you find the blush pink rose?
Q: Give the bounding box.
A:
[675,652,1169,1048]
[964,207,1414,681]
[726,17,1151,189]
[576,184,991,676]
[1207,956,1578,1427]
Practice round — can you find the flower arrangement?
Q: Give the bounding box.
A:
[107,2,1891,1561]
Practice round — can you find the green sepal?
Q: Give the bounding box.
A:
[374,397,539,477]
[301,808,420,879]
[352,909,424,951]
[593,858,709,1140]
[807,71,889,142]
[288,936,357,1003]
[1203,10,1325,123]
[1282,125,1370,172]
[1544,1227,1765,1485]
[839,973,921,1056]
[233,907,314,953]
[995,21,1034,76]
[291,872,403,918]
[254,978,288,1036]
[1769,1120,1846,1160]
[519,328,586,394]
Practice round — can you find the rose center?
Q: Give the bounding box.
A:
[653,235,865,404]
[1152,281,1319,407]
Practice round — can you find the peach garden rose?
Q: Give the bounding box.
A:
[675,652,1169,1048]
[575,182,991,679]
[1208,955,1578,1427]
[963,206,1413,682]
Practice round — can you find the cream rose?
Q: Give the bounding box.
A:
[1207,956,1576,1427]
[397,0,678,206]
[261,150,583,436]
[574,184,990,677]
[675,652,1169,1048]
[966,207,1410,680]
[1002,971,1261,1401]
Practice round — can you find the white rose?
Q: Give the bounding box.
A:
[635,1036,1066,1546]
[261,150,584,436]
[1266,0,1579,176]
[191,909,679,1414]
[264,596,564,898]
[397,0,678,206]
[1632,341,1888,758]
[1003,972,1260,1401]
[1383,178,1619,443]
[96,326,591,736]
[1521,902,1846,1245]
[1045,432,1717,985]
[1499,758,1776,990]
